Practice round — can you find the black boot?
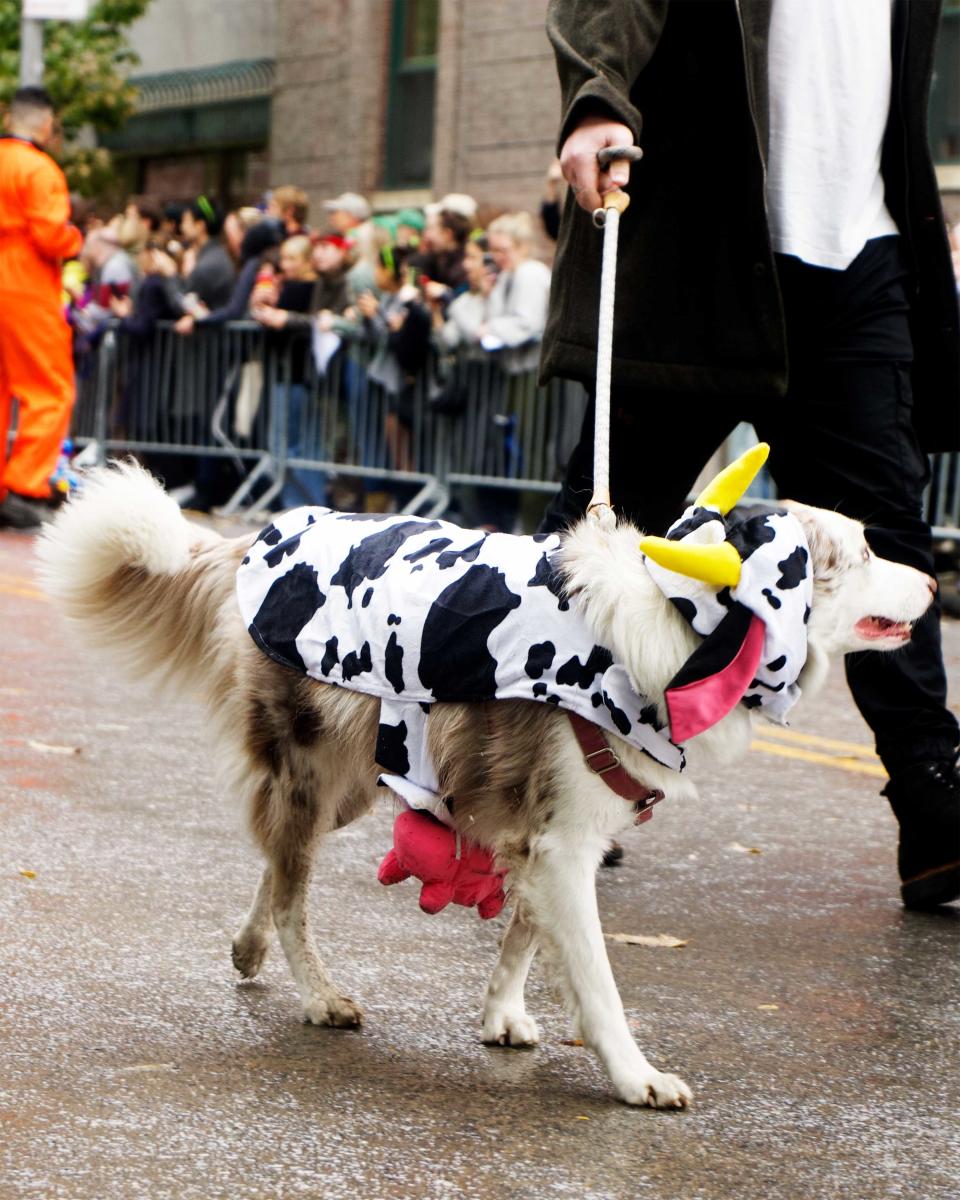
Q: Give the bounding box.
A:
[882,756,960,909]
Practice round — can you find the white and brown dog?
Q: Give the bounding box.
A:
[36,452,934,1109]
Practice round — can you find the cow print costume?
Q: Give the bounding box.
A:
[645,504,812,743]
[236,508,686,814]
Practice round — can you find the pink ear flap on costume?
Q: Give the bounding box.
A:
[665,612,765,743]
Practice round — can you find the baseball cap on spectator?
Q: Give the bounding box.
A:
[372,212,399,237]
[425,192,477,222]
[312,233,351,250]
[394,207,426,232]
[323,192,371,221]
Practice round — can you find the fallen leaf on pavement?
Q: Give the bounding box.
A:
[757,1004,780,1011]
[17,868,36,879]
[560,1038,585,1047]
[607,933,688,948]
[27,739,81,755]
[728,841,762,855]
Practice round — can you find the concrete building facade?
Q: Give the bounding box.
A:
[105,0,277,205]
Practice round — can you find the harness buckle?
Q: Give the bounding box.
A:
[585,746,621,775]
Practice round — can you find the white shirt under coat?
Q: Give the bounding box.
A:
[766,0,899,270]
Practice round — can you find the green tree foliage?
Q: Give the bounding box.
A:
[0,1,149,192]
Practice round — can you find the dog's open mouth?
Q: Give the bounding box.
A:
[855,616,912,642]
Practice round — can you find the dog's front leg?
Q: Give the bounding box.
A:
[524,841,692,1109]
[482,903,540,1047]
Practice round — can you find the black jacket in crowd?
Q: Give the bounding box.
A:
[541,0,959,451]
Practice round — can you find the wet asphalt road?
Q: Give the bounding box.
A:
[1,522,959,1200]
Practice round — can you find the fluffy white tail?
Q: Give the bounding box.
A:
[35,461,238,698]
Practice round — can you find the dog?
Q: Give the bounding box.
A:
[35,461,935,1109]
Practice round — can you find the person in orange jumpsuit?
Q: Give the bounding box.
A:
[0,87,83,529]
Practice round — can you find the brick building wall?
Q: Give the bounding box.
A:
[433,0,560,213]
[270,0,561,222]
[270,0,393,201]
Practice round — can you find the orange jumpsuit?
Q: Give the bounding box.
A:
[0,136,83,500]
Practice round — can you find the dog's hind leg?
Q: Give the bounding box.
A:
[232,866,273,979]
[481,903,540,1047]
[269,816,363,1030]
[523,841,692,1109]
[249,768,363,1029]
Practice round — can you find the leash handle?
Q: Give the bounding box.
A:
[592,145,644,228]
[589,144,642,528]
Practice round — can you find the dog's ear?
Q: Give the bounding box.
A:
[779,500,846,582]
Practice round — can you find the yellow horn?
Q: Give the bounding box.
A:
[640,536,742,588]
[695,442,770,515]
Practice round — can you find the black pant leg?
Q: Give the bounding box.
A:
[754,359,958,773]
[540,391,740,535]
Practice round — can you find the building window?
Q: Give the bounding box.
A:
[385,0,439,188]
[930,2,960,163]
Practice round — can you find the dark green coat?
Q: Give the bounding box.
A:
[541,0,960,451]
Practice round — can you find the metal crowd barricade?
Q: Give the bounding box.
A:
[69,321,591,520]
[69,320,959,543]
[71,320,276,484]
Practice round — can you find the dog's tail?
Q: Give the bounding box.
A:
[35,461,245,703]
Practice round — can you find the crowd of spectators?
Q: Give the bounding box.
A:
[61,176,562,525]
[62,174,960,527]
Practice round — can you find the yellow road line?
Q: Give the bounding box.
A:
[751,738,887,778]
[752,724,879,760]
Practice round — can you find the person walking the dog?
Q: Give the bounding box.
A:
[540,0,960,907]
[0,87,83,530]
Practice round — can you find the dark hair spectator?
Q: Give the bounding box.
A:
[178,196,235,311]
[185,195,225,238]
[176,217,284,336]
[414,208,471,291]
[160,202,185,242]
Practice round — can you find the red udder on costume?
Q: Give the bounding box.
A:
[377,808,507,919]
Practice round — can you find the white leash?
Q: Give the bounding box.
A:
[588,146,643,531]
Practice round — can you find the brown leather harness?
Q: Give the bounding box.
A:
[567,711,665,825]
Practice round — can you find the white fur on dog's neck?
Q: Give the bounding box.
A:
[557,520,755,798]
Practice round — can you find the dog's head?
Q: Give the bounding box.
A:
[779,500,936,692]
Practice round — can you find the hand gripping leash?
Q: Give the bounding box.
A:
[588,144,644,529]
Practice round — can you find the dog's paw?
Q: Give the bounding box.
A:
[481,1007,540,1048]
[303,994,364,1029]
[231,934,268,979]
[617,1069,693,1110]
